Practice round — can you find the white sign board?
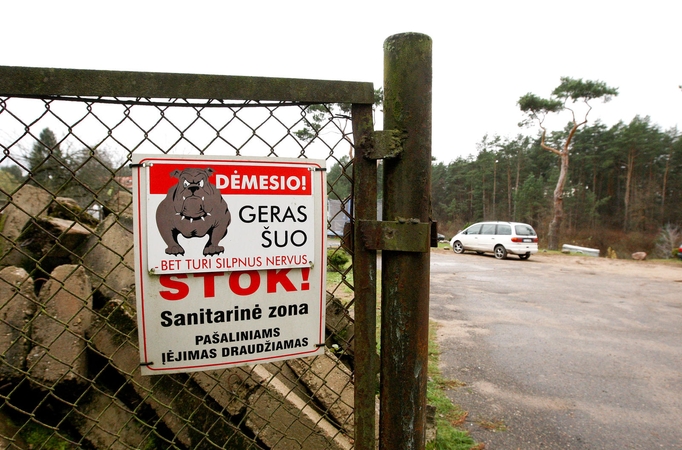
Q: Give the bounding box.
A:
[131,154,326,375]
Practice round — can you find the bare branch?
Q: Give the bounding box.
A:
[564,101,578,125]
[582,98,594,123]
[539,129,561,155]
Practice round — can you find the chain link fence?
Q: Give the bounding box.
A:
[0,71,369,449]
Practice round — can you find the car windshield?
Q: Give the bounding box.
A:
[515,224,536,236]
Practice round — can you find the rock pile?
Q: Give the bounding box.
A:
[0,185,356,449]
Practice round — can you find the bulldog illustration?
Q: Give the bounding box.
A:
[156,167,231,256]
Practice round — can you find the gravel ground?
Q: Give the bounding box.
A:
[429,250,682,450]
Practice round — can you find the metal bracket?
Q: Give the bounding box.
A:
[358,219,431,252]
[363,130,403,160]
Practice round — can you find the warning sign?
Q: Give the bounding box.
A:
[131,154,327,375]
[145,160,317,274]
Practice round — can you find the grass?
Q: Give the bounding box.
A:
[326,245,354,303]
[325,265,354,304]
[437,241,452,251]
[327,242,480,449]
[427,322,482,450]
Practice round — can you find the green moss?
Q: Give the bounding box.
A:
[20,421,73,450]
[0,212,8,255]
[99,299,138,346]
[0,208,7,234]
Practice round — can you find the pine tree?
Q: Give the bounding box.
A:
[26,128,70,191]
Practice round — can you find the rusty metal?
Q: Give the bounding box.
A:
[379,33,433,450]
[364,130,403,160]
[358,219,430,252]
[0,65,375,104]
[0,65,378,450]
[351,103,379,450]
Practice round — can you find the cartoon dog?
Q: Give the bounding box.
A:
[156,167,231,256]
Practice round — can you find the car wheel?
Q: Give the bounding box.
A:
[494,245,507,260]
[452,241,465,254]
[519,253,530,260]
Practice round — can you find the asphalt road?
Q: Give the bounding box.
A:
[429,250,682,450]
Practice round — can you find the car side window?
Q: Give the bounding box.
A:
[465,224,482,235]
[497,224,511,235]
[515,225,536,236]
[480,224,496,235]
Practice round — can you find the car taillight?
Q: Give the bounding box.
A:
[511,237,538,243]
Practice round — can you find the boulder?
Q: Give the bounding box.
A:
[27,265,93,388]
[73,390,154,450]
[194,368,260,416]
[0,184,53,268]
[82,214,135,302]
[0,185,53,242]
[87,299,193,447]
[632,252,647,261]
[104,191,133,217]
[326,294,355,357]
[48,197,100,228]
[0,267,37,382]
[22,216,93,274]
[287,350,354,434]
[244,364,353,450]
[195,362,311,419]
[87,299,252,449]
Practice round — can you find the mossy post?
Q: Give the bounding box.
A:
[380,32,432,450]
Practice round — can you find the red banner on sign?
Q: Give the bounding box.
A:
[148,162,312,196]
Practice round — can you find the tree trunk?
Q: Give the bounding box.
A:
[514,149,522,220]
[661,146,672,221]
[623,146,636,231]
[592,168,598,230]
[541,120,583,251]
[547,150,569,250]
[492,161,497,218]
[507,163,513,219]
[482,173,486,220]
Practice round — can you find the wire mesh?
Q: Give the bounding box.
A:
[0,93,358,449]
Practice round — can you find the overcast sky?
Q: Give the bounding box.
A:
[3,0,680,163]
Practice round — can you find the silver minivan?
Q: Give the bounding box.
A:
[450,221,538,260]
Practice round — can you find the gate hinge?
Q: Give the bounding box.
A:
[362,130,403,160]
[358,219,433,252]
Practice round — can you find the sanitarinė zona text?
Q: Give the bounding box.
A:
[159,303,309,327]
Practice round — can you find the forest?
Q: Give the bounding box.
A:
[326,113,682,258]
[3,95,681,260]
[0,127,129,219]
[318,79,678,259]
[431,116,682,257]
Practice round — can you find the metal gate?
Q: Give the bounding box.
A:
[0,32,432,450]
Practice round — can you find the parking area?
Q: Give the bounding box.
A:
[429,250,682,449]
